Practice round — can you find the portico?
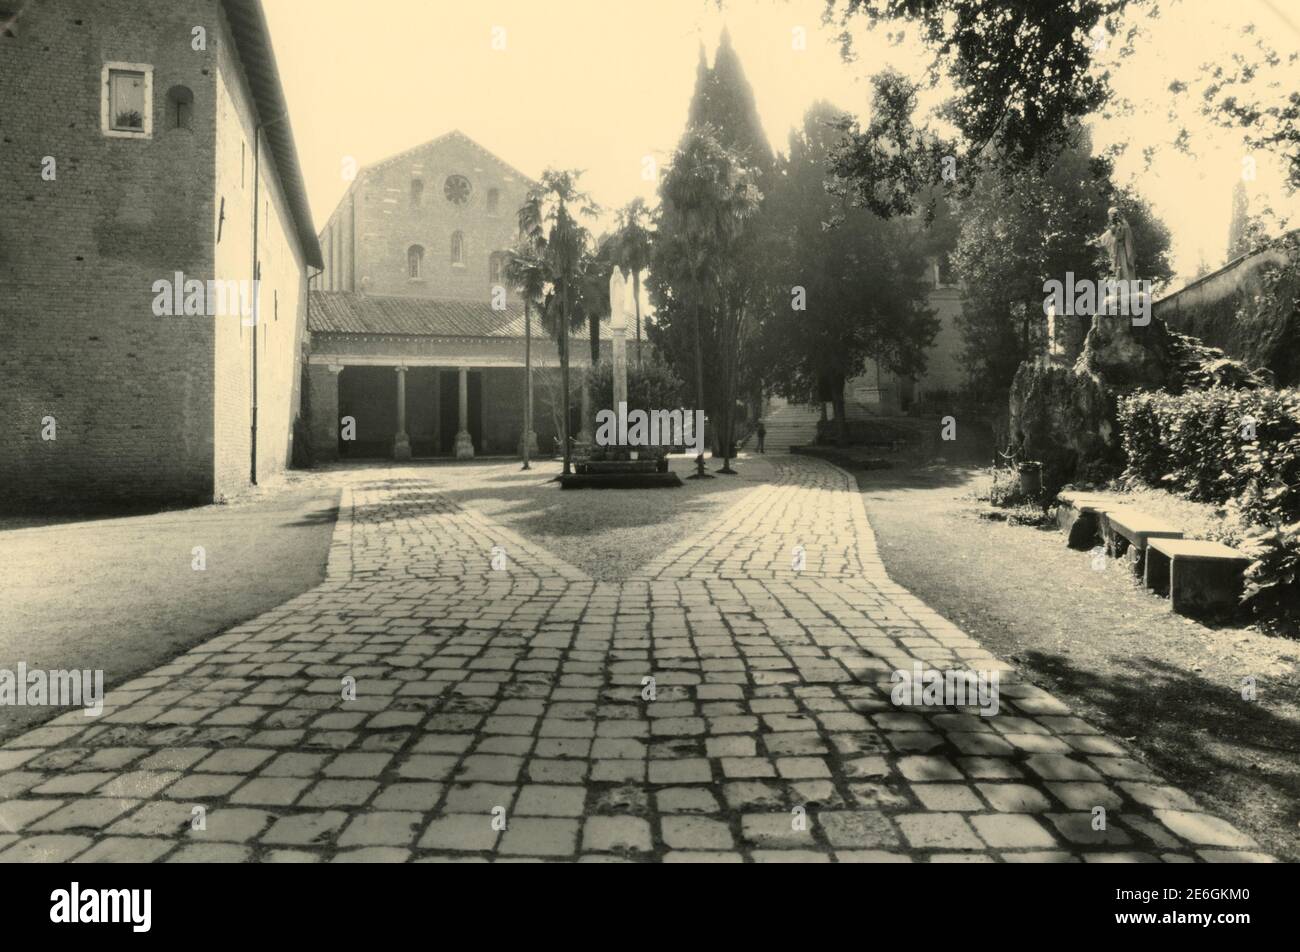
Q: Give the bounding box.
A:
[306,290,608,461]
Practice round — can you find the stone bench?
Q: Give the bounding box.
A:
[1144,537,1253,616]
[1101,506,1184,574]
[1056,491,1117,549]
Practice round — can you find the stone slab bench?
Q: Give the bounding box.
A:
[1055,492,1118,549]
[559,471,683,489]
[1144,537,1253,616]
[580,459,661,475]
[1101,506,1184,573]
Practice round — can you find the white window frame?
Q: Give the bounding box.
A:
[102,62,153,139]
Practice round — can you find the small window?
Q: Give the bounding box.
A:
[407,244,424,279]
[166,85,193,130]
[410,178,423,209]
[450,231,465,267]
[489,251,506,284]
[486,188,500,215]
[101,63,152,138]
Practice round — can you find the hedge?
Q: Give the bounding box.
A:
[1118,387,1300,612]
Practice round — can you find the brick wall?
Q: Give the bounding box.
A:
[318,132,532,303]
[0,0,219,509]
[0,1,314,510]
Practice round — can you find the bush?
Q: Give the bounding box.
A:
[1119,387,1300,522]
[1119,386,1300,612]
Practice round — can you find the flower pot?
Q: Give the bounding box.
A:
[1018,461,1043,496]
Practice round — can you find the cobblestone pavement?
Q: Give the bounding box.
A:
[0,457,1274,862]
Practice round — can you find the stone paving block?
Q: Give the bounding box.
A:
[418,814,500,852]
[500,818,580,856]
[582,816,653,853]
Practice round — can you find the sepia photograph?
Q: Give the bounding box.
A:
[0,0,1296,919]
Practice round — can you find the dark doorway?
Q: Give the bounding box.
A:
[338,366,396,458]
[439,370,482,455]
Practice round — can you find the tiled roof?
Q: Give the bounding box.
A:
[310,291,611,339]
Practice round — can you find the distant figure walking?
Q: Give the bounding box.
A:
[755,420,766,454]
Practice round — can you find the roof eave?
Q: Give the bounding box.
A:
[220,0,324,271]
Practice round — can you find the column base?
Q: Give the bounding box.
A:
[393,433,412,461]
[454,430,475,459]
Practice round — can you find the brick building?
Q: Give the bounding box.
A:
[0,0,322,509]
[309,130,603,461]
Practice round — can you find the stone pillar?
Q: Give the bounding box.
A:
[454,367,474,459]
[431,369,441,455]
[308,363,343,462]
[393,366,412,461]
[578,369,592,444]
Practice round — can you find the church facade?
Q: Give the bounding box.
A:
[307,131,601,461]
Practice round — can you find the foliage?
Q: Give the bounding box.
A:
[827,70,950,219]
[823,0,1139,187]
[608,198,654,356]
[1241,521,1300,614]
[584,356,687,417]
[1168,22,1300,194]
[1119,386,1300,610]
[758,100,937,433]
[648,128,764,463]
[687,28,774,175]
[952,124,1172,398]
[514,169,603,470]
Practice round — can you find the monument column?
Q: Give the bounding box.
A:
[455,367,474,459]
[393,366,412,461]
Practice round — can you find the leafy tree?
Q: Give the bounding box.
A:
[951,124,1172,398]
[1225,180,1270,262]
[516,169,601,474]
[688,29,774,175]
[1168,21,1300,194]
[824,0,1139,178]
[609,198,654,366]
[649,129,763,474]
[503,232,547,468]
[759,101,937,441]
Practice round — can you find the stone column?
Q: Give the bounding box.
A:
[393,366,412,461]
[308,363,343,462]
[431,369,441,455]
[578,368,592,444]
[454,367,474,459]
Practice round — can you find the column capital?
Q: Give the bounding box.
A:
[394,364,408,374]
[327,364,345,374]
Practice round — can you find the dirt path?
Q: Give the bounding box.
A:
[856,464,1300,860]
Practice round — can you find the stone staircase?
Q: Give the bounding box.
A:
[754,403,821,453]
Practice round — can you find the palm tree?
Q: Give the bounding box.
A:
[504,235,547,471]
[517,170,599,476]
[656,130,762,477]
[611,198,653,368]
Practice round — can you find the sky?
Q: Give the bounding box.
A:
[263,0,1299,282]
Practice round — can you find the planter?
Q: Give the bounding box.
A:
[1018,461,1043,497]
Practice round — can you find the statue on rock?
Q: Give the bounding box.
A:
[1094,206,1137,282]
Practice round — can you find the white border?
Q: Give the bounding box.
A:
[101,62,153,139]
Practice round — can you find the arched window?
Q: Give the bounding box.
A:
[410,178,423,208]
[407,244,424,279]
[166,85,193,130]
[489,251,505,284]
[450,231,465,267]
[486,188,500,215]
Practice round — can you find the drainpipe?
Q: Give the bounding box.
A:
[250,113,289,486]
